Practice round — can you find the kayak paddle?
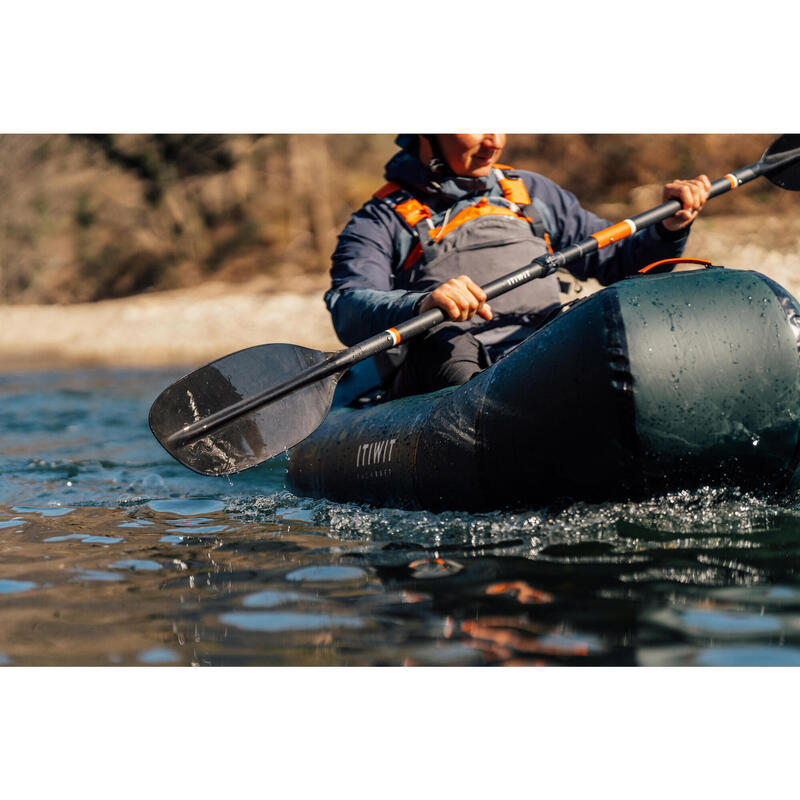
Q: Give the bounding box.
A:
[149,134,800,476]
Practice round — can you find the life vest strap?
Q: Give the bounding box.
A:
[426,201,530,241]
[493,168,531,206]
[373,181,403,200]
[400,241,424,271]
[373,168,548,271]
[373,183,432,229]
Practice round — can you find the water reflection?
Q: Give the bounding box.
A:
[0,579,37,594]
[2,492,800,665]
[219,611,365,633]
[137,647,181,664]
[72,569,124,582]
[147,499,226,515]
[285,565,368,583]
[243,590,306,607]
[110,559,163,571]
[12,506,76,517]
[3,368,800,666]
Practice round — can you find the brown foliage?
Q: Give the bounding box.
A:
[503,134,785,216]
[0,133,789,305]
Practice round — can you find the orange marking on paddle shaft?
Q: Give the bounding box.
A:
[725,173,738,189]
[590,219,635,249]
[387,327,401,346]
[638,257,712,274]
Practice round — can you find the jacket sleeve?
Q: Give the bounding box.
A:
[324,200,428,346]
[527,173,690,285]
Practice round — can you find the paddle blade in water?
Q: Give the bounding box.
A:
[762,134,800,190]
[149,343,339,476]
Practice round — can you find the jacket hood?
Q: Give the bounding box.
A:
[385,142,496,206]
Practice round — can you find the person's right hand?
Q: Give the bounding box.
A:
[417,275,493,322]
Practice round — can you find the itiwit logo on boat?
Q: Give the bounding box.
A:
[355,438,398,470]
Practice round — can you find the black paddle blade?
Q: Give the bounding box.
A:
[149,343,338,476]
[762,134,800,190]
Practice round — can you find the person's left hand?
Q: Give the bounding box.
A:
[661,174,712,231]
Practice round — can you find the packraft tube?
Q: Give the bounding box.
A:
[287,268,800,511]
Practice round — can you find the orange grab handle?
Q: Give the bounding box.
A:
[638,257,712,274]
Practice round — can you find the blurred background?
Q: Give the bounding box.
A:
[0,133,791,304]
[0,134,796,369]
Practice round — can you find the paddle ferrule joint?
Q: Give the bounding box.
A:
[724,173,740,189]
[591,219,637,249]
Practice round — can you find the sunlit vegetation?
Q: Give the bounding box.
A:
[0,134,784,305]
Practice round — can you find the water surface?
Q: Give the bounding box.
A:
[2,368,800,666]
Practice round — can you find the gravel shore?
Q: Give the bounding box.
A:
[0,273,339,372]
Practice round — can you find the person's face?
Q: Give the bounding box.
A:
[435,134,507,177]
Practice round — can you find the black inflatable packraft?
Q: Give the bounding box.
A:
[287,268,800,510]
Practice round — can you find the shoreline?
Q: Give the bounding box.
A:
[0,273,341,373]
[2,215,798,374]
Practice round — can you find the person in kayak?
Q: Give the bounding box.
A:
[325,134,711,399]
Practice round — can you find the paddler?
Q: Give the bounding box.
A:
[325,134,711,399]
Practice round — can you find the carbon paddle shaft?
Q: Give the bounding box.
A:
[168,140,800,449]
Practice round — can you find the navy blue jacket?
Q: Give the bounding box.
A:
[326,145,690,347]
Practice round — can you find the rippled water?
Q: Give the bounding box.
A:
[3,367,800,666]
